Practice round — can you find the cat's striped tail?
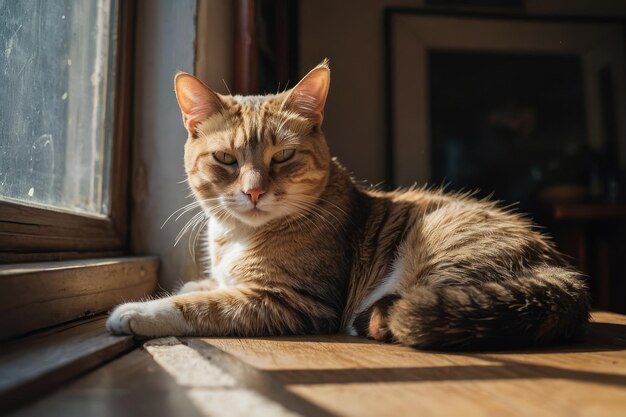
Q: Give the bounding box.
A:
[387,266,590,350]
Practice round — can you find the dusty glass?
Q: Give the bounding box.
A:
[0,0,118,215]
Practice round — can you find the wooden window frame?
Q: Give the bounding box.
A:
[0,1,158,343]
[0,0,136,263]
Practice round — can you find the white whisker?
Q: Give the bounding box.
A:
[175,211,206,246]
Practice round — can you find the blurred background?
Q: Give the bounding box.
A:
[193,0,626,313]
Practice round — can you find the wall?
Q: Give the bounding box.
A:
[299,0,626,185]
[131,0,235,291]
[195,0,234,90]
[131,0,198,291]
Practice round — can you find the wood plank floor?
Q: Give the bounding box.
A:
[8,311,626,417]
[199,311,626,417]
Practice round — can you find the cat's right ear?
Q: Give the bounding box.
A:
[174,72,224,136]
[283,60,330,124]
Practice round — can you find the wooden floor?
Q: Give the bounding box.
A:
[9,311,626,417]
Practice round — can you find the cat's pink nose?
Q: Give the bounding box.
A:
[245,189,265,205]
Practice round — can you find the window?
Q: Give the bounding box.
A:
[1,0,119,215]
[0,0,133,261]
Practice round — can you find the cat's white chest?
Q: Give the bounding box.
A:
[207,217,249,287]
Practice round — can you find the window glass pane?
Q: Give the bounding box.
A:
[0,0,118,215]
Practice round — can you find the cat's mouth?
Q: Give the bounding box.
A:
[246,207,265,215]
[238,206,272,220]
[230,205,279,227]
[227,194,288,226]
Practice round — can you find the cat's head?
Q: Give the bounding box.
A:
[174,61,331,228]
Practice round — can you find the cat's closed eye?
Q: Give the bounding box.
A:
[272,149,295,163]
[213,151,237,165]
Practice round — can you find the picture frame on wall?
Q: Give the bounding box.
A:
[384,9,626,190]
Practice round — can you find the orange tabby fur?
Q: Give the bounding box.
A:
[107,61,589,350]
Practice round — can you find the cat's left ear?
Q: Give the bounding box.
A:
[284,60,330,124]
[174,72,224,136]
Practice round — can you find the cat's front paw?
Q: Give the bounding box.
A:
[106,299,192,337]
[106,302,141,335]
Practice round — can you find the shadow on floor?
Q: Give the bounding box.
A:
[202,321,626,354]
[266,359,626,388]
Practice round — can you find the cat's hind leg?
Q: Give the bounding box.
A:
[352,294,400,342]
[386,266,590,350]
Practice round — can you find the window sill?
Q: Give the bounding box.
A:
[0,256,158,340]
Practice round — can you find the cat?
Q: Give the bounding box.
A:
[106,60,589,350]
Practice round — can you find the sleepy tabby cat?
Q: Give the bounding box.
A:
[106,60,589,349]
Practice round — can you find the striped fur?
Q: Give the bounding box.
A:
[107,61,589,350]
